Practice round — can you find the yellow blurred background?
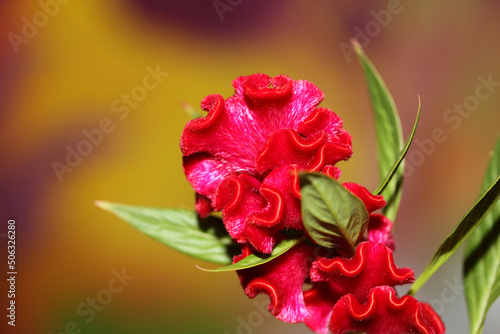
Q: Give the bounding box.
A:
[0,0,499,333]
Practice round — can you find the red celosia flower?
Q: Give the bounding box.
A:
[329,286,445,334]
[181,73,353,252]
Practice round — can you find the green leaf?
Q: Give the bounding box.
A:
[198,237,305,272]
[408,174,500,296]
[375,97,420,195]
[96,201,238,265]
[464,136,500,334]
[182,102,204,119]
[299,173,369,256]
[352,40,404,222]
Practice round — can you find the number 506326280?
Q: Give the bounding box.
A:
[7,220,15,271]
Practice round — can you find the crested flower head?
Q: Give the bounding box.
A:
[181,73,353,252]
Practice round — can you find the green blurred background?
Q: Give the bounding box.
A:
[0,0,499,333]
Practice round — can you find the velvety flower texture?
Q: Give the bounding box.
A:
[181,73,352,253]
[181,74,445,334]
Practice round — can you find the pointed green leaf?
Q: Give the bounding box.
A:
[376,97,420,195]
[352,40,404,222]
[408,174,500,295]
[96,201,238,265]
[464,136,500,334]
[299,173,369,255]
[198,237,305,272]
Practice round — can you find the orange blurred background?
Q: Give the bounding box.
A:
[0,0,499,333]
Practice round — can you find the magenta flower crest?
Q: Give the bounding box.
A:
[181,73,353,253]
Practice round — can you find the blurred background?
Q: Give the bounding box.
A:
[0,0,499,333]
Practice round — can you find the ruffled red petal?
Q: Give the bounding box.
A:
[311,242,414,302]
[214,174,265,244]
[297,107,344,137]
[241,73,294,101]
[321,165,342,180]
[181,94,227,156]
[232,74,324,118]
[420,302,446,334]
[256,165,302,229]
[236,243,315,323]
[181,94,261,172]
[256,129,352,173]
[343,183,386,213]
[329,286,445,334]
